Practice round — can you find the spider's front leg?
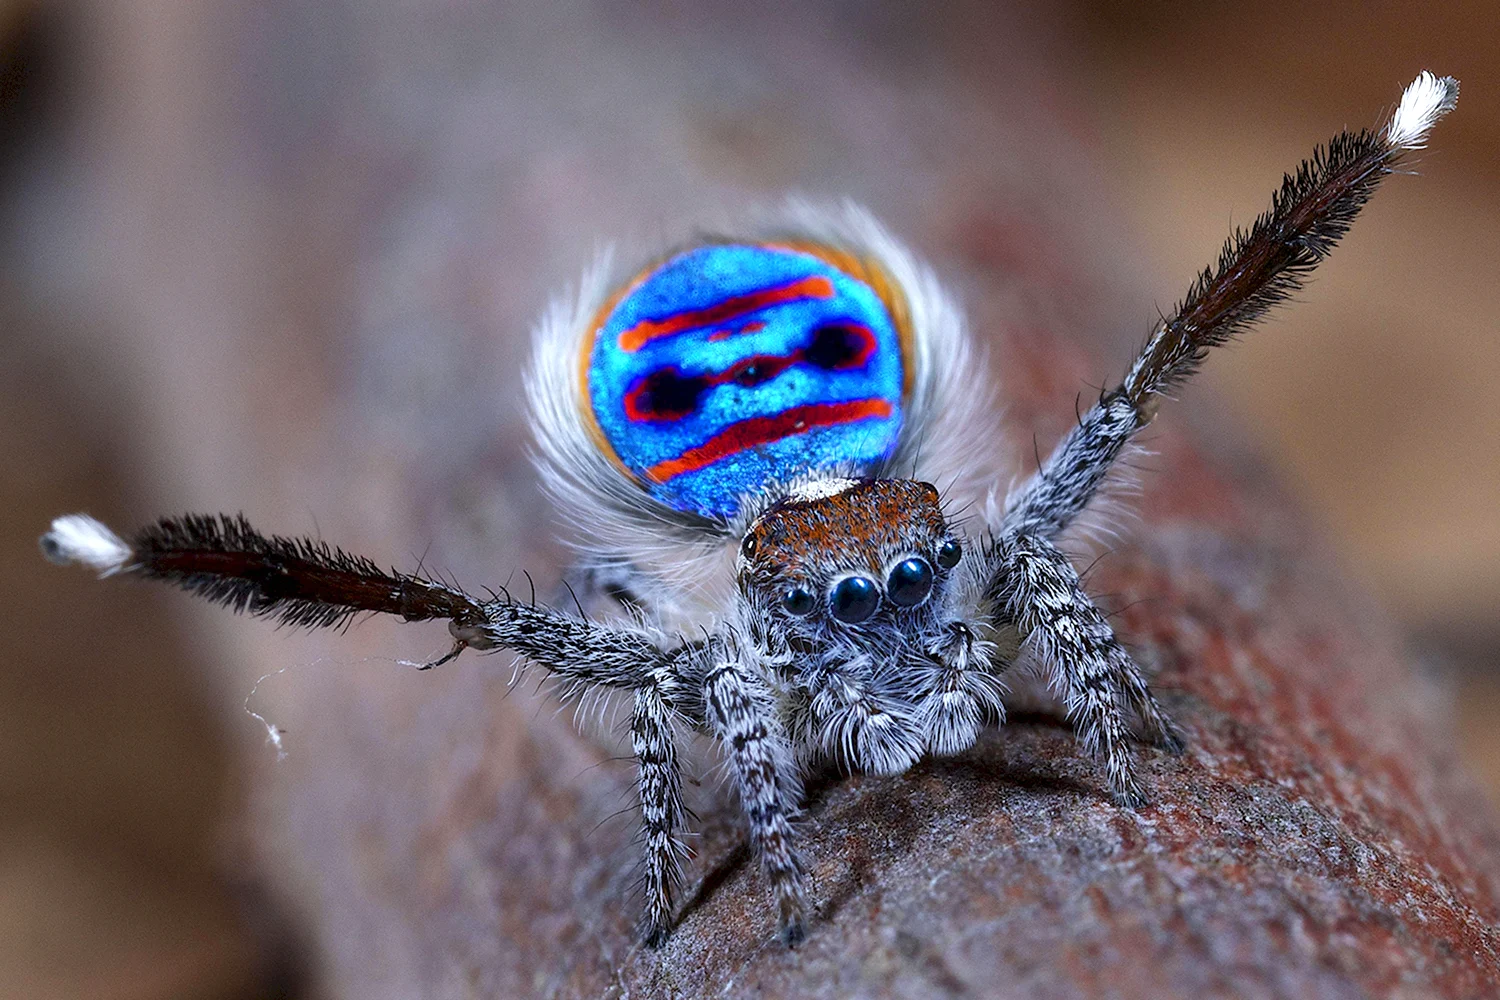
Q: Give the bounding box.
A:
[41,512,699,947]
[985,531,1182,806]
[629,657,689,947]
[702,651,809,945]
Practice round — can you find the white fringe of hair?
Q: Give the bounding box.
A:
[40,514,132,575]
[1386,71,1460,152]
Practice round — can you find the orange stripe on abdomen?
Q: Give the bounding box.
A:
[618,275,834,353]
[644,399,893,483]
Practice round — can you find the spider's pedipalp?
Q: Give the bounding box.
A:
[794,649,924,776]
[915,618,1008,758]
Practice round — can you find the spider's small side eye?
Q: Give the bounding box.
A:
[937,539,962,569]
[741,534,758,558]
[886,557,933,607]
[829,576,879,624]
[781,586,815,616]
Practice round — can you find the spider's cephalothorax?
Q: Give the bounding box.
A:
[738,478,954,630]
[735,477,1002,777]
[42,74,1459,948]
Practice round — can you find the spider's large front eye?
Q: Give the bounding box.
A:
[781,586,815,617]
[886,557,934,607]
[829,576,879,624]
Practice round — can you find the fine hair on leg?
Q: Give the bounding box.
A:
[702,653,809,945]
[1004,73,1459,540]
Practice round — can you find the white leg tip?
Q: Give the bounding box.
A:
[40,514,132,574]
[1386,71,1460,151]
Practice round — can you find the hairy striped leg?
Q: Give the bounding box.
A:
[702,655,808,945]
[1004,73,1459,542]
[41,512,695,946]
[551,551,690,928]
[988,531,1181,806]
[630,660,688,946]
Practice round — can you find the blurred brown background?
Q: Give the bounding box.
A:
[2,1,1496,997]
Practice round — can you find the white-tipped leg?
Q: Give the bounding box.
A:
[40,514,132,574]
[1386,71,1460,151]
[1001,71,1460,544]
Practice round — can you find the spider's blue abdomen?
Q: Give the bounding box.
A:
[584,243,909,520]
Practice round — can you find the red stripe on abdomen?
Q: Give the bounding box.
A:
[618,276,834,353]
[644,399,893,483]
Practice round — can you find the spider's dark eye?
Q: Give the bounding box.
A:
[886,557,934,607]
[781,586,815,617]
[741,534,757,558]
[937,539,962,569]
[829,576,879,624]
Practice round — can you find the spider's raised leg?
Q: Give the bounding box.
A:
[986,530,1182,806]
[1004,72,1459,540]
[979,73,1458,800]
[41,511,696,945]
[702,652,808,945]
